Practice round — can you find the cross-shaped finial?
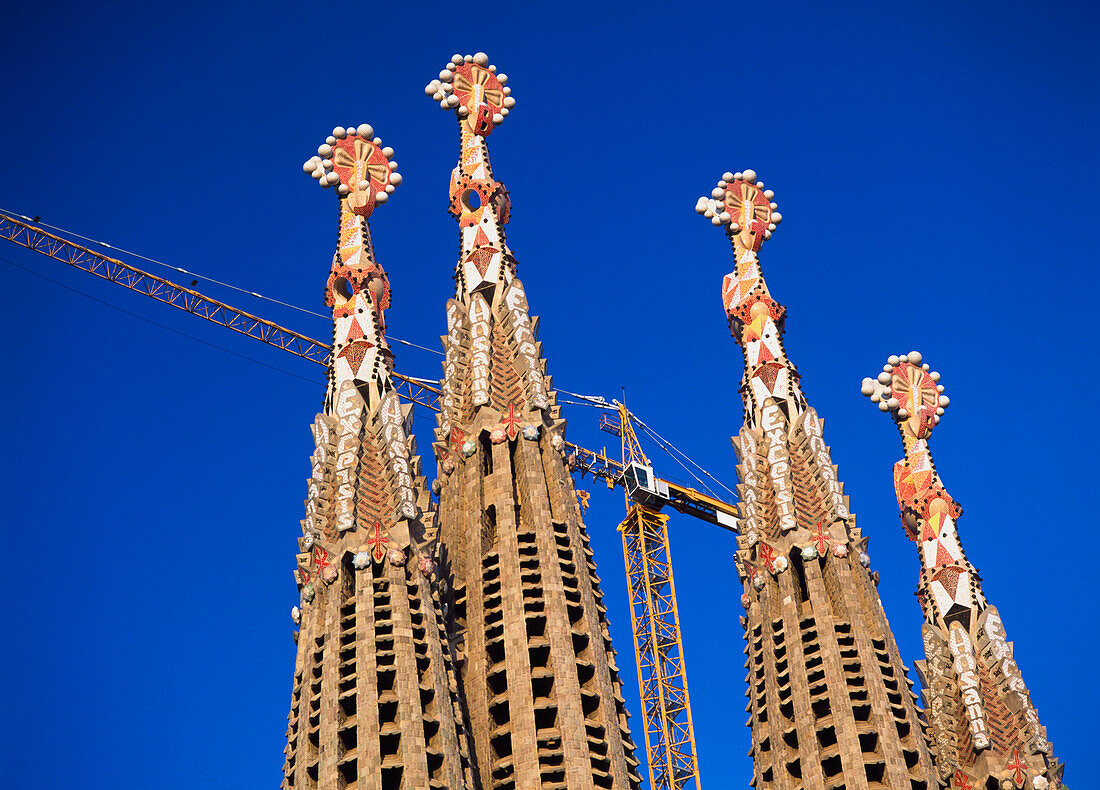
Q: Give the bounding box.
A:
[861,351,950,440]
[695,170,782,251]
[302,123,402,217]
[425,52,515,137]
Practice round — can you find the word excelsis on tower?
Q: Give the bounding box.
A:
[284,125,477,790]
[697,172,938,789]
[863,354,1064,790]
[425,53,645,790]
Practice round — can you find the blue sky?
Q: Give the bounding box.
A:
[1,1,1097,786]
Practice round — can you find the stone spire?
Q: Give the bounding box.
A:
[863,353,1064,789]
[697,172,937,789]
[284,125,477,790]
[424,53,644,790]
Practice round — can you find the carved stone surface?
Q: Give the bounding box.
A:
[427,53,643,790]
[865,355,1064,788]
[283,126,476,790]
[700,172,938,789]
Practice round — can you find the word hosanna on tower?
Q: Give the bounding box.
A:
[281,51,1064,790]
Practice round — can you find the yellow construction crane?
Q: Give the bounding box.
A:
[1,210,741,790]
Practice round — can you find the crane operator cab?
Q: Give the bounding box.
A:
[621,461,670,507]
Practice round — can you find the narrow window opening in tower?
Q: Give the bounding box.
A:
[489,699,511,727]
[378,700,398,725]
[865,762,886,785]
[858,731,879,754]
[339,727,357,753]
[821,753,843,777]
[380,765,402,790]
[491,732,513,759]
[533,705,557,730]
[480,431,494,475]
[789,548,809,607]
[482,505,497,549]
[487,667,508,697]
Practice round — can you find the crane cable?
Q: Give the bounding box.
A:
[0,208,445,357]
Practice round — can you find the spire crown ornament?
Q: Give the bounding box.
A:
[301,123,401,217]
[861,350,949,440]
[695,169,781,251]
[425,52,513,136]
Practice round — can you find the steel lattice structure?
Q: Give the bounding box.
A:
[0,212,442,413]
[621,503,700,790]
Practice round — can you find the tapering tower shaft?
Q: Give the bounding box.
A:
[864,354,1064,789]
[426,53,643,790]
[697,172,936,789]
[284,126,476,790]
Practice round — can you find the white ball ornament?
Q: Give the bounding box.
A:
[771,212,782,223]
[357,124,373,138]
[473,52,489,66]
[742,169,757,181]
[332,126,346,138]
[375,191,388,203]
[389,172,403,186]
[382,146,394,158]
[318,143,332,157]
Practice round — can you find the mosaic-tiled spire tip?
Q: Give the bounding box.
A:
[863,353,1064,789]
[700,169,938,789]
[283,124,476,790]
[427,52,644,790]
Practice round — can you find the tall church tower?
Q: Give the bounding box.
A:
[424,53,644,790]
[696,172,937,789]
[283,126,477,790]
[863,353,1064,789]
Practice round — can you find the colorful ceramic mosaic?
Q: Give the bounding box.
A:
[699,170,938,788]
[863,353,1064,787]
[284,124,477,789]
[425,54,644,790]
